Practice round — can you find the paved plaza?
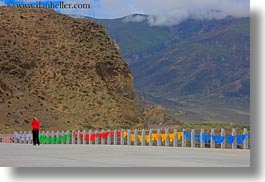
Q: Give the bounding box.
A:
[0,143,250,167]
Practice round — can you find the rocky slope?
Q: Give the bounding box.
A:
[0,7,143,133]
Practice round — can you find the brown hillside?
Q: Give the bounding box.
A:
[0,7,143,133]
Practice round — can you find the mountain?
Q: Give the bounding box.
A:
[0,7,144,133]
[130,17,250,98]
[95,14,174,63]
[95,15,250,124]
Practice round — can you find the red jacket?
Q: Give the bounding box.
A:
[31,119,40,131]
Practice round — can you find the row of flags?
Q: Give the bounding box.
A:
[13,131,250,145]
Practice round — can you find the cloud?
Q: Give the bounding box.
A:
[93,0,250,26]
[147,9,190,26]
[0,0,5,6]
[122,14,147,23]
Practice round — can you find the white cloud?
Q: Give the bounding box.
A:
[147,9,190,26]
[0,1,5,6]
[94,0,250,26]
[122,14,147,23]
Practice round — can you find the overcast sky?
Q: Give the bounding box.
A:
[93,0,249,18]
[1,0,250,26]
[70,0,250,25]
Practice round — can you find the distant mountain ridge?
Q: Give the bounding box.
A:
[92,15,250,123]
[95,15,250,99]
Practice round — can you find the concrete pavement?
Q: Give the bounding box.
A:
[0,143,250,167]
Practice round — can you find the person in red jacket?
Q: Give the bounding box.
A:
[31,118,40,146]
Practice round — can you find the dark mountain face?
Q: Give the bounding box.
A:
[95,15,250,124]
[97,16,250,99]
[132,18,249,98]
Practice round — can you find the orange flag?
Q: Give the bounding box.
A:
[178,132,183,141]
[130,134,134,142]
[145,135,150,142]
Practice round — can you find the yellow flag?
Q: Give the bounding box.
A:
[152,134,156,141]
[161,134,166,142]
[138,135,142,143]
[169,133,176,142]
[130,134,134,142]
